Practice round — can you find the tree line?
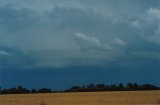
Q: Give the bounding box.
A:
[0,83,160,94]
[0,86,52,94]
[66,83,160,92]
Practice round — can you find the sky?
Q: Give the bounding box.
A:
[0,0,160,90]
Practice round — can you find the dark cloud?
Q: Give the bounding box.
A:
[0,5,38,32]
[0,1,159,69]
[0,46,36,69]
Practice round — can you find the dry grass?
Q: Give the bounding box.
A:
[0,91,160,105]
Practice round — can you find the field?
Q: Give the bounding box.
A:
[0,91,160,105]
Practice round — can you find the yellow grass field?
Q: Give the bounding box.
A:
[0,91,160,105]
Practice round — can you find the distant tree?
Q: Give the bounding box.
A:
[86,84,96,91]
[118,83,124,90]
[31,89,38,93]
[139,84,158,90]
[38,88,52,93]
[110,84,118,90]
[82,84,86,89]
[134,83,138,90]
[127,83,135,90]
[69,86,81,92]
[96,84,105,90]
[1,89,10,94]
[87,84,95,89]
[0,86,1,93]
[17,86,23,90]
[16,86,30,93]
[105,85,111,91]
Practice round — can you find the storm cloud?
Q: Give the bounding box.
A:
[0,0,160,69]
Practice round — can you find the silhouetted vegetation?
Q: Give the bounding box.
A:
[38,88,52,93]
[0,86,52,94]
[0,86,30,94]
[65,83,160,92]
[0,83,160,94]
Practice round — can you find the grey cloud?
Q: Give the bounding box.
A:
[0,1,159,69]
[0,50,12,56]
[129,21,140,29]
[0,46,35,69]
[74,33,112,51]
[130,8,160,46]
[0,5,38,32]
[31,50,116,68]
[112,38,127,46]
[145,8,160,45]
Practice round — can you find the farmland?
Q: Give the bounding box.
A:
[0,91,160,105]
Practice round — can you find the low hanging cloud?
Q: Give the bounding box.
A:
[74,33,112,51]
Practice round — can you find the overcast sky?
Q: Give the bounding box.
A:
[0,0,160,89]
